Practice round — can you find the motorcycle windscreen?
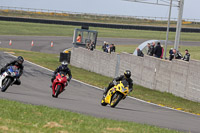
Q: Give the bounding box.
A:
[59,71,66,77]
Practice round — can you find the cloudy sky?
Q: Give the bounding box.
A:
[0,0,199,20]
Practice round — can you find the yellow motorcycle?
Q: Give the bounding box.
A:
[101,81,129,108]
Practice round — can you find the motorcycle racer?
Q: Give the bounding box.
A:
[103,70,133,96]
[0,56,24,85]
[51,61,72,86]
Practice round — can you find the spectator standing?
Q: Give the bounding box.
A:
[149,42,155,56]
[76,34,82,43]
[102,41,107,52]
[169,48,174,60]
[154,42,162,58]
[106,43,110,53]
[182,49,190,61]
[175,50,183,59]
[136,48,144,57]
[160,45,164,59]
[147,43,151,55]
[89,41,95,51]
[110,44,116,53]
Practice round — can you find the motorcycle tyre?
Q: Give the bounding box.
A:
[55,85,61,98]
[110,92,123,108]
[101,96,108,106]
[1,78,12,92]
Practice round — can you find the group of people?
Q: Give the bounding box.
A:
[137,41,190,62]
[169,48,190,61]
[102,41,116,53]
[137,42,164,58]
[86,41,95,51]
[146,42,164,58]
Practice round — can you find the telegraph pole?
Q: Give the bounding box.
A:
[164,0,173,59]
[174,0,184,50]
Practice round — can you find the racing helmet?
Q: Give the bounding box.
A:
[124,70,131,78]
[17,56,24,64]
[61,61,68,69]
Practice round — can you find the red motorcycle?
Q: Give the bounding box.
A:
[52,72,68,98]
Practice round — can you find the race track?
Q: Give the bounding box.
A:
[0,35,200,54]
[0,35,200,132]
[0,52,200,133]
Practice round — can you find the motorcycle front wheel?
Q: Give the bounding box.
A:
[1,78,12,92]
[110,92,123,108]
[101,96,108,106]
[55,85,61,98]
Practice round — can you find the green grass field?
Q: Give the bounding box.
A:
[1,20,200,42]
[0,99,182,133]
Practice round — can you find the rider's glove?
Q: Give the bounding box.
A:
[129,88,133,93]
[113,80,117,85]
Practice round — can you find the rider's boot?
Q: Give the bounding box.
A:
[103,87,108,97]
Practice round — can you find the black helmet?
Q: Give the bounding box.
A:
[17,56,24,64]
[124,70,131,78]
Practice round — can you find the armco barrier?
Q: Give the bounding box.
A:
[71,47,200,102]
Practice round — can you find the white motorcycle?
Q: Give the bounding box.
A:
[0,66,20,92]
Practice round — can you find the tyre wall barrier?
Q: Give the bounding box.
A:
[71,47,200,102]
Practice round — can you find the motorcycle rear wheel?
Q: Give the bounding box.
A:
[110,92,123,108]
[1,78,12,92]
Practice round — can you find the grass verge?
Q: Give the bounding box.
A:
[0,47,200,116]
[1,20,200,42]
[0,99,181,133]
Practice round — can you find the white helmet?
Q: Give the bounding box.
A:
[62,61,68,65]
[61,61,68,69]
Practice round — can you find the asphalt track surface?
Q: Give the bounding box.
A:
[0,36,200,132]
[0,35,200,54]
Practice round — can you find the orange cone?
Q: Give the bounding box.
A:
[9,40,12,45]
[31,41,34,46]
[51,41,54,47]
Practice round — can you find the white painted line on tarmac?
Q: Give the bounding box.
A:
[7,53,200,117]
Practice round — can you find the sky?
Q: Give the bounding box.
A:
[0,0,199,21]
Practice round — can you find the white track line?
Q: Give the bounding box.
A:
[7,53,200,116]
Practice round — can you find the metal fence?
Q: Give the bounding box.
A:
[0,6,200,25]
